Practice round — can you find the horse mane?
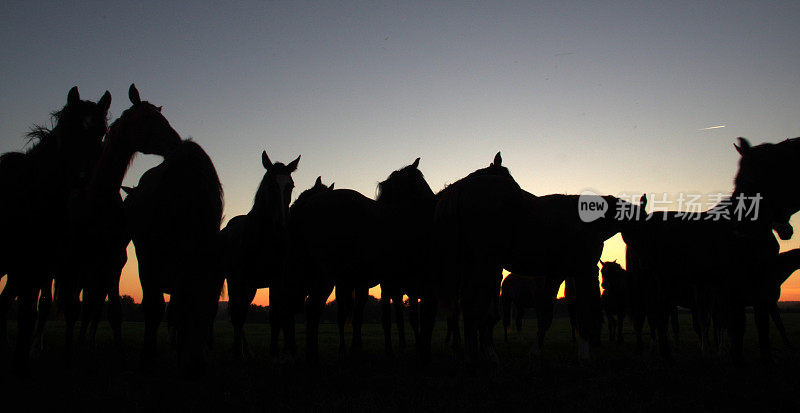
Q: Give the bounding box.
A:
[161,139,224,232]
[376,163,435,205]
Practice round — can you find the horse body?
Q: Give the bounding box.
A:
[508,193,640,360]
[290,187,383,362]
[375,158,436,354]
[220,152,299,360]
[123,91,223,374]
[422,153,529,365]
[0,87,110,375]
[622,137,800,362]
[500,273,561,344]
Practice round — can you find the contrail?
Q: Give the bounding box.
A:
[699,125,726,130]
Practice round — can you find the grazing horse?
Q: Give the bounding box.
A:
[375,158,436,355]
[421,152,531,366]
[600,261,629,343]
[123,91,224,375]
[0,86,110,375]
[220,151,300,360]
[59,85,181,356]
[289,183,383,364]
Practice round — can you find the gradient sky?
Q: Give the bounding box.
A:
[2,1,800,304]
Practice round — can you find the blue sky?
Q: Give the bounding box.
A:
[2,1,799,302]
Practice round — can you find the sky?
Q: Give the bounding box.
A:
[1,1,800,304]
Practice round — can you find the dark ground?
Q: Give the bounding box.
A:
[2,314,799,412]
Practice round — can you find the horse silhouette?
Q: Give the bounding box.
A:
[122,87,224,375]
[620,137,800,362]
[500,273,562,344]
[220,151,300,360]
[288,181,383,363]
[58,85,186,359]
[769,248,800,347]
[0,86,110,374]
[375,158,436,355]
[507,192,643,361]
[419,152,532,366]
[600,261,630,343]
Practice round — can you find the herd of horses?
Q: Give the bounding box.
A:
[1,84,799,377]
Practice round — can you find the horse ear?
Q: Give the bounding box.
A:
[98,91,111,112]
[129,84,141,105]
[493,152,502,166]
[329,182,335,190]
[734,137,751,155]
[261,151,272,170]
[287,155,300,172]
[412,157,420,169]
[315,176,322,186]
[67,86,80,105]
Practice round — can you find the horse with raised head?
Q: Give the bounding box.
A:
[220,151,300,360]
[0,86,110,375]
[621,137,800,363]
[58,84,184,357]
[123,90,224,375]
[375,158,436,355]
[288,181,383,364]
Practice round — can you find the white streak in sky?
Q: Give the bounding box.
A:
[699,125,726,130]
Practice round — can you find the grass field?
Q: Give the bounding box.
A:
[2,314,800,411]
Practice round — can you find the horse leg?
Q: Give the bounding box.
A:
[30,277,52,357]
[607,310,615,343]
[532,294,554,362]
[515,305,525,343]
[142,287,165,364]
[728,301,745,365]
[754,300,772,363]
[107,275,123,348]
[228,278,251,359]
[59,277,81,365]
[380,292,394,356]
[501,293,511,343]
[408,295,420,343]
[0,275,10,351]
[418,293,438,364]
[351,286,368,353]
[770,303,792,349]
[269,286,284,362]
[335,286,353,355]
[394,294,407,350]
[305,287,329,365]
[617,308,626,344]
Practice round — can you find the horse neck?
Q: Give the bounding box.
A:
[248,180,282,232]
[779,250,800,277]
[87,126,136,195]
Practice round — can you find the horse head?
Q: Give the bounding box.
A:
[256,150,300,230]
[108,84,182,157]
[35,86,111,186]
[734,137,800,240]
[377,157,435,210]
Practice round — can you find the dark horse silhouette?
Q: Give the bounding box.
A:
[220,151,300,360]
[375,158,436,355]
[420,152,532,365]
[506,192,642,362]
[288,181,383,363]
[500,273,562,344]
[59,85,184,358]
[600,261,630,343]
[0,86,110,375]
[122,87,224,375]
[621,137,800,362]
